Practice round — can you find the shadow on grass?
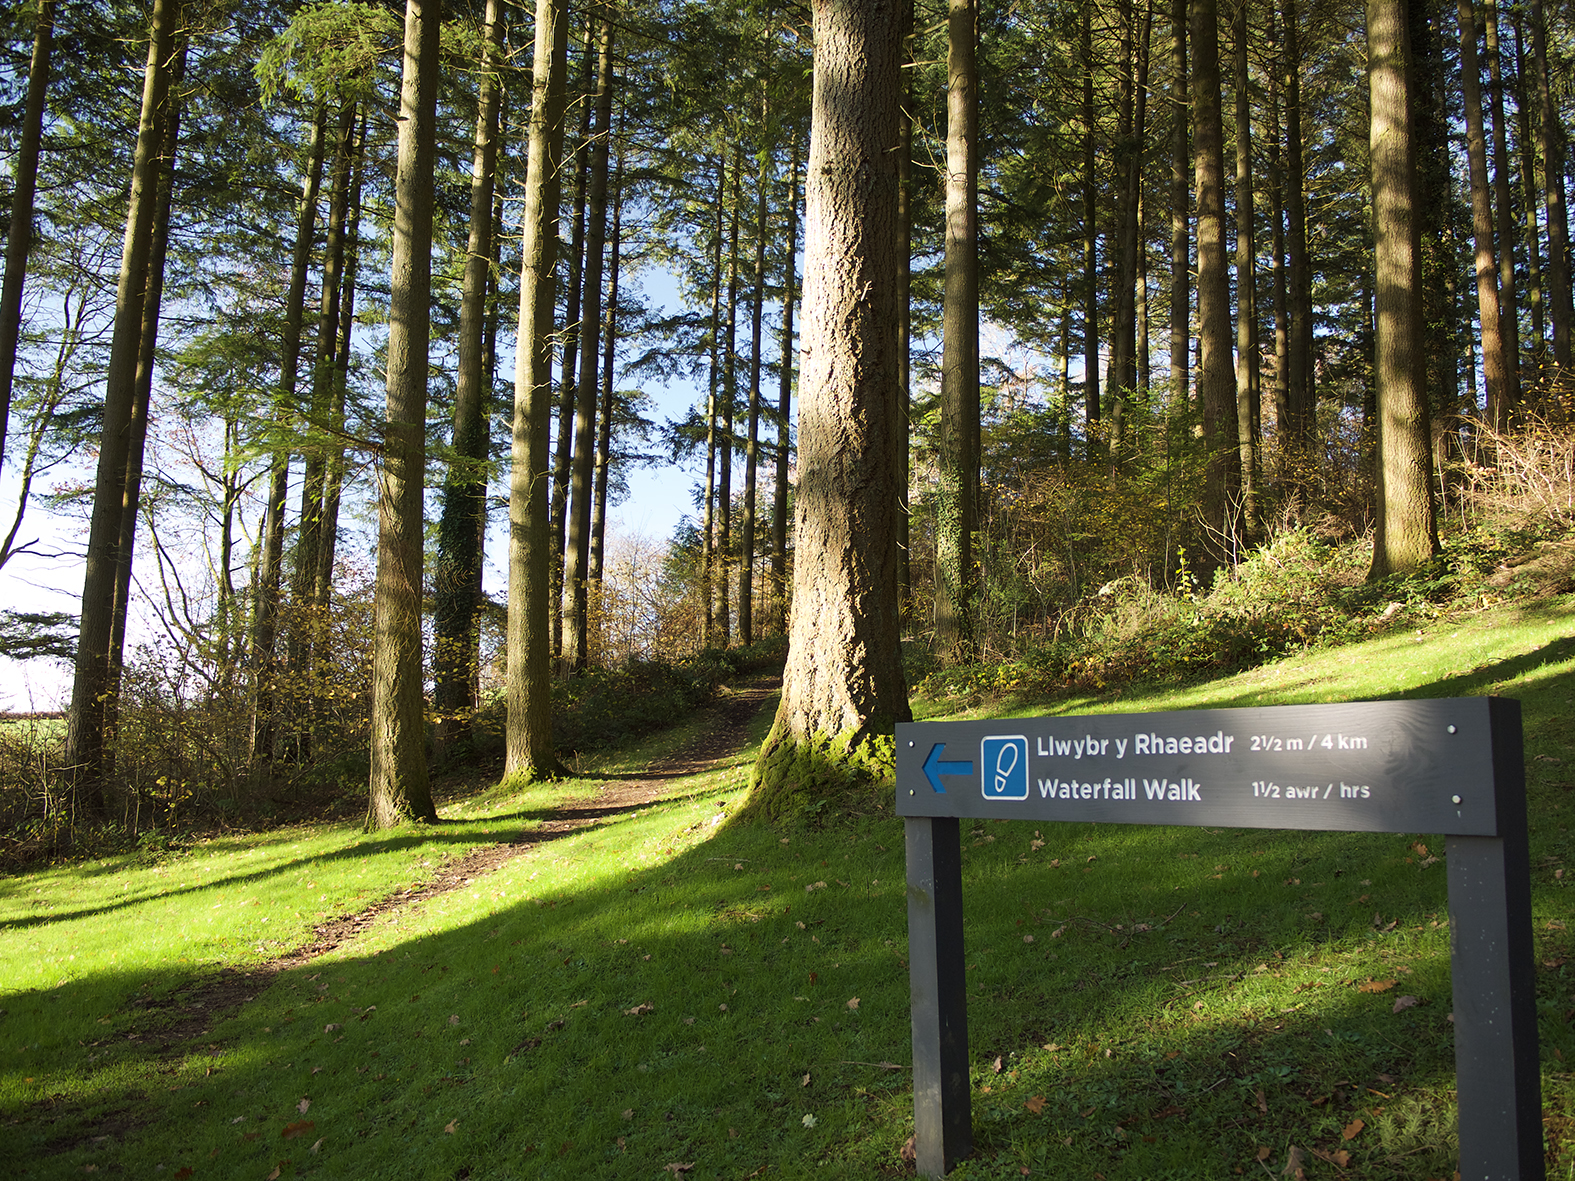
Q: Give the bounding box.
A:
[11,789,1553,1181]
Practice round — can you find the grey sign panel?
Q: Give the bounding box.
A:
[896,698,1500,835]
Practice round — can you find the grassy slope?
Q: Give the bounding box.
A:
[2,598,1573,1179]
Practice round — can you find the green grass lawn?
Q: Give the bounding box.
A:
[4,598,1575,1179]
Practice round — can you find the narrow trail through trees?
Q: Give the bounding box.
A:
[48,674,779,1154]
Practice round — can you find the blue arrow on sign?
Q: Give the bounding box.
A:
[922,743,974,793]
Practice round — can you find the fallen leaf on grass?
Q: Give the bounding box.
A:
[625,1002,655,1016]
[1357,980,1396,994]
[1256,1146,1272,1162]
[1153,1105,1185,1118]
[1342,1117,1365,1140]
[991,1055,1003,1073]
[1282,1144,1308,1178]
[1393,995,1420,1013]
[900,1136,917,1163]
[445,1120,457,1134]
[309,1138,322,1154]
[1255,1089,1268,1114]
[173,1170,193,1180]
[1025,1095,1046,1114]
[802,1073,811,1087]
[297,1097,311,1114]
[846,997,859,1010]
[1312,1146,1352,1167]
[282,1120,314,1140]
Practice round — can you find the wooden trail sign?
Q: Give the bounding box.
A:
[896,697,1540,1180]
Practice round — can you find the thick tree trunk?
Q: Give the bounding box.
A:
[250,101,327,774]
[366,0,441,828]
[1233,0,1259,537]
[0,0,53,470]
[1458,0,1508,430]
[750,0,910,815]
[1193,0,1236,570]
[561,9,614,670]
[934,0,978,662]
[1483,0,1521,423]
[64,0,181,814]
[770,141,800,635]
[434,0,503,758]
[506,0,570,780]
[1367,0,1440,578]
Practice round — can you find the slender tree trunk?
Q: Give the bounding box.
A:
[1283,0,1314,446]
[64,0,181,813]
[1458,0,1508,431]
[434,0,503,758]
[717,149,741,648]
[1514,10,1546,389]
[740,88,769,648]
[1367,0,1439,578]
[1483,0,1521,422]
[1169,0,1190,414]
[106,39,186,767]
[366,0,441,828]
[551,21,597,660]
[1193,0,1236,570]
[935,0,979,661]
[250,101,327,774]
[897,0,914,622]
[771,140,800,635]
[0,0,53,470]
[562,9,614,670]
[751,0,910,813]
[1233,0,1259,537]
[1082,3,1101,446]
[701,156,723,648]
[1531,0,1572,386]
[590,140,624,599]
[315,110,367,606]
[506,0,570,780]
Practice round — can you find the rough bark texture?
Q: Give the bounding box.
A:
[64,0,180,813]
[740,88,769,648]
[0,0,53,470]
[1081,4,1101,442]
[590,145,624,595]
[750,0,911,818]
[934,0,978,662]
[366,0,440,829]
[1367,0,1440,579]
[434,0,503,759]
[506,0,570,780]
[1192,0,1236,570]
[896,1,913,618]
[1531,0,1572,386]
[1282,0,1314,444]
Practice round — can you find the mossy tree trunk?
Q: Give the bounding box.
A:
[750,0,910,818]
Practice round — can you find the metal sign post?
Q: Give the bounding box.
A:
[896,697,1541,1180]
